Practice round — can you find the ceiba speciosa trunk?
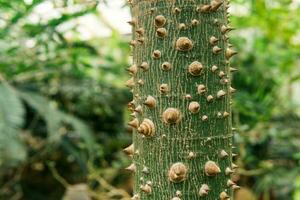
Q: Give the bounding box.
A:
[125,0,239,199]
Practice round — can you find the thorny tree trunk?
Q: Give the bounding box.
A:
[125,0,239,199]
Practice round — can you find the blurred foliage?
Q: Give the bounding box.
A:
[230,0,300,200]
[0,0,300,200]
[0,0,132,199]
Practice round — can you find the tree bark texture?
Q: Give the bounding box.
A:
[126,0,238,199]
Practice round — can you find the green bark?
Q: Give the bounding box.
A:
[126,0,237,199]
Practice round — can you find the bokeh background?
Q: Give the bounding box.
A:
[0,0,300,200]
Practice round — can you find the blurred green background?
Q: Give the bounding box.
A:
[0,0,299,200]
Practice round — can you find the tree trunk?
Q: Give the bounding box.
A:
[125,0,238,199]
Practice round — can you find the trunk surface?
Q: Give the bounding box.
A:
[127,0,236,199]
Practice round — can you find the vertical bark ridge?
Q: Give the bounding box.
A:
[126,0,237,199]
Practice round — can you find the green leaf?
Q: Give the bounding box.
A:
[0,83,26,166]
